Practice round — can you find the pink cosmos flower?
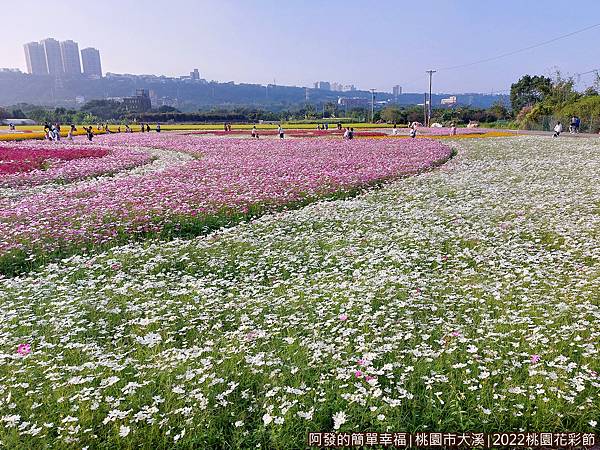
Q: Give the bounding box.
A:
[450,331,461,337]
[357,359,366,366]
[17,344,31,355]
[530,354,541,364]
[339,313,348,321]
[365,375,376,382]
[354,370,362,378]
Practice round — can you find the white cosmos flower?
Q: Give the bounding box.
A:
[119,425,131,437]
[262,413,272,426]
[332,411,347,430]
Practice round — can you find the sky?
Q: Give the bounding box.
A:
[1,0,599,93]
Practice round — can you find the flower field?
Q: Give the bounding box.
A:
[0,143,154,188]
[0,135,451,274]
[0,134,599,449]
[0,146,108,175]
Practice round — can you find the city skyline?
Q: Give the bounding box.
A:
[1,0,599,93]
[23,37,102,77]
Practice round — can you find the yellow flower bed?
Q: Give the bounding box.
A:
[0,129,107,142]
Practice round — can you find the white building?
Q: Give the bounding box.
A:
[60,40,82,75]
[81,47,102,78]
[40,38,63,75]
[441,96,457,105]
[24,42,48,75]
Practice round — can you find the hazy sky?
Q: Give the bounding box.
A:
[1,0,599,93]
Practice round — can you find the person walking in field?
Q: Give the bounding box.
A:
[146,124,151,132]
[85,126,94,141]
[343,127,350,139]
[251,126,258,139]
[553,121,563,137]
[278,125,285,139]
[156,124,161,132]
[67,124,76,140]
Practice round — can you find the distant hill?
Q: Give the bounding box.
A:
[0,72,508,111]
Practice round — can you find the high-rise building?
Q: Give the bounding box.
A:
[40,38,63,75]
[190,69,200,80]
[314,81,331,90]
[81,47,102,78]
[60,40,81,75]
[24,42,48,75]
[123,89,152,112]
[393,85,402,97]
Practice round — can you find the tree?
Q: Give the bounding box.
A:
[11,109,26,119]
[0,107,8,120]
[489,101,510,120]
[510,75,552,113]
[157,105,180,113]
[380,107,403,123]
[81,100,126,121]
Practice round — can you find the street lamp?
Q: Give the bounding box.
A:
[370,89,376,123]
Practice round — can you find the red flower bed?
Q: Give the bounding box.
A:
[185,129,387,138]
[0,147,109,175]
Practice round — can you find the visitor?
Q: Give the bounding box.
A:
[337,121,342,130]
[156,124,161,133]
[410,124,417,139]
[343,127,350,139]
[278,125,285,139]
[574,116,581,133]
[570,116,577,134]
[553,121,563,138]
[67,124,76,141]
[251,125,258,139]
[224,123,228,132]
[86,126,94,141]
[55,123,61,141]
[325,123,329,130]
[125,124,131,133]
[117,126,121,133]
[141,123,145,133]
[146,124,151,133]
[450,122,457,136]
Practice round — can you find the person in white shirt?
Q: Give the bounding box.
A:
[343,128,350,139]
[278,125,285,139]
[553,121,563,137]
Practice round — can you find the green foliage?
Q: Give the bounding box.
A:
[558,95,600,132]
[81,99,127,121]
[157,105,180,113]
[510,75,552,112]
[10,109,26,119]
[380,107,404,123]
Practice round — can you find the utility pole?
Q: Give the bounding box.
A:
[370,89,376,123]
[426,70,436,127]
